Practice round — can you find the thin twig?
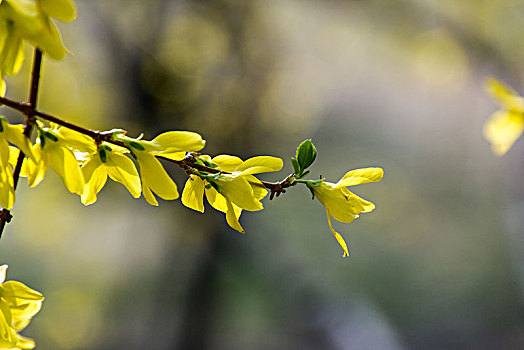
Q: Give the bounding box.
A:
[0,49,43,237]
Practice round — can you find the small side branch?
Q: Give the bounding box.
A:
[0,49,43,237]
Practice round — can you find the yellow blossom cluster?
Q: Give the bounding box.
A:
[0,265,43,350]
[3,124,208,207]
[182,154,283,233]
[0,0,76,95]
[483,78,524,156]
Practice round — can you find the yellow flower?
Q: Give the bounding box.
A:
[0,0,76,95]
[55,128,141,205]
[307,167,383,257]
[26,127,85,195]
[118,131,206,206]
[483,78,524,156]
[0,118,34,209]
[81,143,141,205]
[182,154,283,233]
[0,265,44,350]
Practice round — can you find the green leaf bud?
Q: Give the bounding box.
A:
[296,139,317,172]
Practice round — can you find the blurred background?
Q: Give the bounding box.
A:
[2,0,524,349]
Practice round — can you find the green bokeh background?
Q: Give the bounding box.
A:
[2,0,524,349]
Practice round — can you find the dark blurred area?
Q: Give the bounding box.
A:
[2,0,524,349]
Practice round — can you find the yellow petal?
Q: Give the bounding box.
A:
[483,111,524,156]
[181,176,205,213]
[4,0,37,17]
[147,131,205,153]
[0,281,43,334]
[81,156,101,183]
[485,78,524,112]
[157,151,186,161]
[137,152,178,203]
[0,281,44,301]
[0,163,15,209]
[0,27,24,77]
[25,144,46,188]
[81,166,107,205]
[326,209,349,258]
[0,79,5,97]
[45,144,85,195]
[3,122,35,162]
[13,333,36,349]
[106,152,141,198]
[335,167,384,188]
[314,183,362,223]
[26,16,67,60]
[216,175,263,211]
[211,155,243,172]
[205,186,228,213]
[142,183,158,206]
[38,0,76,22]
[236,156,283,175]
[58,128,96,154]
[0,136,9,168]
[225,200,244,233]
[247,176,268,201]
[0,301,18,348]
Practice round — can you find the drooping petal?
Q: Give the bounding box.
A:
[225,200,244,233]
[335,167,384,188]
[13,333,36,349]
[325,209,350,258]
[81,155,101,183]
[181,176,205,213]
[483,111,524,156]
[38,0,76,22]
[45,143,85,195]
[81,166,107,205]
[137,152,179,205]
[28,16,67,60]
[246,176,268,201]
[0,163,15,209]
[0,137,9,167]
[204,187,244,232]
[0,280,43,332]
[0,281,44,301]
[106,152,141,198]
[205,186,228,213]
[25,144,46,188]
[216,175,263,211]
[0,26,24,77]
[485,78,524,112]
[3,122,35,162]
[142,183,158,206]
[0,301,17,348]
[236,156,283,176]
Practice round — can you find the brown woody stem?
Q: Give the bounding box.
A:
[0,49,43,237]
